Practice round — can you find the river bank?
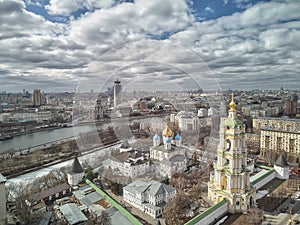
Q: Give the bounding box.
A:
[0,114,164,154]
[1,136,120,179]
[3,113,165,138]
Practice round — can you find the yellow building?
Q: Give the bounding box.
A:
[208,94,256,213]
[253,117,300,163]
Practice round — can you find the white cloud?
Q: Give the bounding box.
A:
[204,6,214,14]
[0,0,300,91]
[45,0,115,15]
[170,0,300,90]
[134,0,192,35]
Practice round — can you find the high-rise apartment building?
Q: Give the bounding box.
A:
[113,80,122,107]
[284,95,298,117]
[254,117,300,163]
[32,89,41,106]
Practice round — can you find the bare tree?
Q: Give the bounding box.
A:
[163,191,189,225]
[7,183,37,224]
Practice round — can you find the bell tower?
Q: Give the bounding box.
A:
[208,93,256,213]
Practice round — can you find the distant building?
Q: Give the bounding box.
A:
[175,111,199,131]
[0,173,6,225]
[114,80,122,107]
[123,180,176,218]
[114,104,132,118]
[67,156,85,186]
[253,117,300,134]
[32,89,41,106]
[245,133,260,152]
[284,95,298,117]
[260,127,300,163]
[198,108,208,118]
[254,117,300,163]
[94,99,104,120]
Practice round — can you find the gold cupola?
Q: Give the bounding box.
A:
[229,93,236,112]
[162,124,173,138]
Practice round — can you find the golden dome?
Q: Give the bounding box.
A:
[162,124,173,138]
[229,93,236,112]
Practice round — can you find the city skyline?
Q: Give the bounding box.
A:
[0,0,299,92]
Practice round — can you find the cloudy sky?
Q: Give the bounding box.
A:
[0,0,299,93]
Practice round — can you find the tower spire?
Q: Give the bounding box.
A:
[228,92,237,119]
[229,93,236,112]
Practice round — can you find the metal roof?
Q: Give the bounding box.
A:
[124,180,175,197]
[110,211,134,225]
[59,203,88,225]
[86,191,103,203]
[33,183,70,201]
[70,156,84,174]
[275,154,289,167]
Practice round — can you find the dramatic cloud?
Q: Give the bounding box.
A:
[0,0,299,92]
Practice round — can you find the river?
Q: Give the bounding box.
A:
[0,116,163,154]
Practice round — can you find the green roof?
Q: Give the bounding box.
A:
[184,199,227,225]
[224,118,243,128]
[251,167,275,185]
[85,178,142,225]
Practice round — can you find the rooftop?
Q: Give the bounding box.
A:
[111,150,148,165]
[275,154,289,167]
[0,173,7,183]
[59,203,88,225]
[124,179,175,197]
[33,182,70,202]
[70,156,84,174]
[120,140,131,149]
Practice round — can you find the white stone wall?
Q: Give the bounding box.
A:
[252,171,275,190]
[195,200,228,225]
[0,182,6,223]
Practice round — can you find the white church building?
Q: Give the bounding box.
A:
[150,125,188,178]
